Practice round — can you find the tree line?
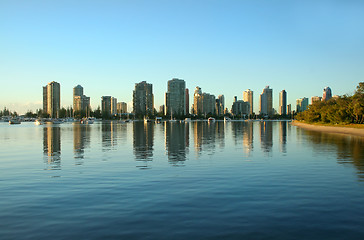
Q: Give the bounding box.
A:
[296,82,364,124]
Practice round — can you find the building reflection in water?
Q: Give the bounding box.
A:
[279,121,287,153]
[164,122,189,166]
[43,126,61,170]
[102,121,118,151]
[73,123,91,164]
[231,122,254,155]
[193,121,216,156]
[133,121,154,169]
[260,121,273,155]
[215,121,225,149]
[301,129,364,181]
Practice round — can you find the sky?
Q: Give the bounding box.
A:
[1,0,364,114]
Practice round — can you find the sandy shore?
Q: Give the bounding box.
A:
[291,121,364,137]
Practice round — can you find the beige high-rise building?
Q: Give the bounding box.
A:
[279,90,287,115]
[193,86,215,115]
[43,81,60,118]
[259,86,272,116]
[73,85,90,114]
[311,96,322,103]
[111,97,117,115]
[216,95,225,116]
[243,89,253,115]
[117,102,128,114]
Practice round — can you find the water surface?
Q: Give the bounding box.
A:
[1,121,364,239]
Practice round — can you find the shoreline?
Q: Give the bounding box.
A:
[291,121,364,137]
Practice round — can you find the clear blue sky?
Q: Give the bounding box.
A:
[1,0,363,114]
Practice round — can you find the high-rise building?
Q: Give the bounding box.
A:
[185,88,189,115]
[231,97,249,116]
[111,97,117,115]
[322,87,332,101]
[287,104,292,115]
[43,81,60,118]
[165,78,186,116]
[73,85,90,114]
[279,90,287,115]
[311,96,322,103]
[133,81,154,116]
[243,89,253,115]
[259,86,273,116]
[117,102,128,114]
[216,95,225,116]
[296,97,309,113]
[159,105,165,115]
[73,85,83,98]
[101,96,112,116]
[193,86,216,115]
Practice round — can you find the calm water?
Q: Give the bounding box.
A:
[1,120,364,239]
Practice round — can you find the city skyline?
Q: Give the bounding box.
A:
[1,1,363,114]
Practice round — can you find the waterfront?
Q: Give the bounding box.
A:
[1,120,364,239]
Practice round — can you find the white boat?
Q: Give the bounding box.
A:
[155,117,162,123]
[224,117,231,122]
[208,117,215,123]
[81,118,94,124]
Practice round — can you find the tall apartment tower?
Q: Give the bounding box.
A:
[216,95,225,116]
[279,90,287,115]
[243,89,253,115]
[259,86,273,116]
[193,86,215,115]
[165,78,186,116]
[117,102,128,114]
[73,85,83,98]
[185,88,189,115]
[322,87,332,101]
[111,97,117,115]
[101,96,112,116]
[43,81,60,118]
[133,81,154,116]
[73,85,90,114]
[296,97,309,113]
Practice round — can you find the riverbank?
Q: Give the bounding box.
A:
[291,121,364,137]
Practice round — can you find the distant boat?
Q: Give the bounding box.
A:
[184,118,191,122]
[51,119,63,124]
[224,117,231,122]
[208,117,215,123]
[155,117,162,123]
[144,117,152,123]
[9,119,21,125]
[81,118,94,124]
[34,119,43,125]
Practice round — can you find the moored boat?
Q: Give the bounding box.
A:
[155,117,162,123]
[35,119,43,125]
[208,117,215,123]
